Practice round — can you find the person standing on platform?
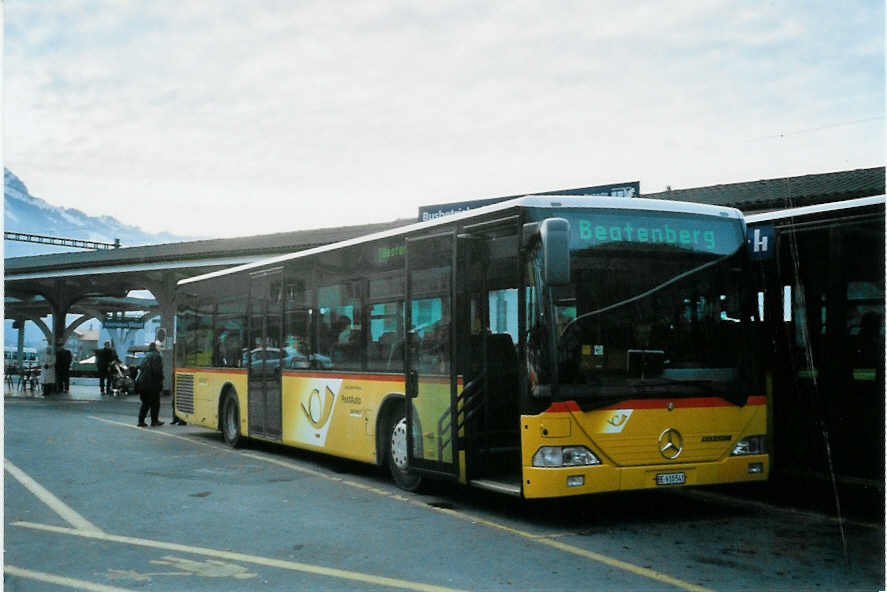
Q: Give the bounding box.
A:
[39,345,56,396]
[95,341,118,395]
[56,346,72,393]
[136,341,164,427]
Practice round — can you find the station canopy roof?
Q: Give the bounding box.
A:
[642,167,884,212]
[4,166,883,322]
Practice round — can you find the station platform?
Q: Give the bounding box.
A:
[4,376,140,402]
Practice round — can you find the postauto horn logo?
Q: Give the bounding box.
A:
[301,386,335,429]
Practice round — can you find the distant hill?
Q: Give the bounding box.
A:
[4,167,196,258]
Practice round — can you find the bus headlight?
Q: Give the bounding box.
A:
[533,446,601,467]
[730,435,767,456]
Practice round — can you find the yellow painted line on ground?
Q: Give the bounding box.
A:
[90,415,716,592]
[241,451,409,498]
[4,458,104,534]
[5,565,137,592]
[534,537,714,592]
[12,521,470,592]
[90,416,237,451]
[239,452,715,592]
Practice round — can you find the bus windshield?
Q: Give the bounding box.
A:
[527,207,758,405]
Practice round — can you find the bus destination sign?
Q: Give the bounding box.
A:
[565,210,743,255]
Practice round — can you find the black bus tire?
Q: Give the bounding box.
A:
[221,391,242,448]
[387,411,422,492]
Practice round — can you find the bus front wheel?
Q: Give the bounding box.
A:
[221,392,242,448]
[387,413,422,492]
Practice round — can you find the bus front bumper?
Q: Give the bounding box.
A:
[522,454,769,499]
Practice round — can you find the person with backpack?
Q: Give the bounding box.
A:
[136,341,164,427]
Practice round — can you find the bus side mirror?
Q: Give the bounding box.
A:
[540,218,570,286]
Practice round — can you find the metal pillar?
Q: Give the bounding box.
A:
[16,316,26,370]
[143,272,178,395]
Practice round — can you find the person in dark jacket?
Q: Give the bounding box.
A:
[137,342,164,427]
[95,341,118,395]
[55,347,73,393]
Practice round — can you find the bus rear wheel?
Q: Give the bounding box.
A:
[387,413,422,492]
[221,392,242,448]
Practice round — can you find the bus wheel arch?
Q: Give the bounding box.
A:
[219,385,242,448]
[375,394,402,465]
[377,394,422,492]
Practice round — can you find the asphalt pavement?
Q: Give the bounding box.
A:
[4,380,885,591]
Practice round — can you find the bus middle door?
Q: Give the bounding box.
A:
[248,268,284,441]
[404,232,459,480]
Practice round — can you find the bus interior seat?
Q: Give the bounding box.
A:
[486,333,518,401]
[465,333,519,433]
[375,331,397,367]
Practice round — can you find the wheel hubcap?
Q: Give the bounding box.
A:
[225,401,236,437]
[391,418,408,470]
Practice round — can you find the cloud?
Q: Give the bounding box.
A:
[4,0,884,237]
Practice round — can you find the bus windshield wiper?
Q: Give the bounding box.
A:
[560,252,733,334]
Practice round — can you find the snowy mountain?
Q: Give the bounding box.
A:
[4,168,194,258]
[4,168,200,348]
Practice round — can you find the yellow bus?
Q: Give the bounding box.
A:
[174,196,769,498]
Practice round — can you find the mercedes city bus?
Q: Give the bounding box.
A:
[173,196,769,498]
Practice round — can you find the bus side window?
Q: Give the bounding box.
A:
[318,282,362,370]
[367,275,404,372]
[283,274,312,370]
[368,301,403,371]
[283,307,312,369]
[488,288,518,344]
[179,304,214,368]
[412,296,450,374]
[214,300,246,368]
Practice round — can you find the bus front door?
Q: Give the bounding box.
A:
[405,233,459,480]
[247,268,283,441]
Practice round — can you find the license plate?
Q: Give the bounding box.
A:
[655,472,686,486]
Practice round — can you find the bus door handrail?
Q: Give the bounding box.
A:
[438,375,486,458]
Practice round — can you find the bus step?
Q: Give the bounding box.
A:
[468,478,522,497]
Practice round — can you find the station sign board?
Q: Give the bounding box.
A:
[747,223,774,260]
[418,181,640,222]
[103,318,145,330]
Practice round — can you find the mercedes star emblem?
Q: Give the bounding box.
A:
[658,428,684,460]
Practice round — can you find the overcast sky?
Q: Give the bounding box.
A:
[4,1,884,238]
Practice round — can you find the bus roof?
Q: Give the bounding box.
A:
[180,195,744,287]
